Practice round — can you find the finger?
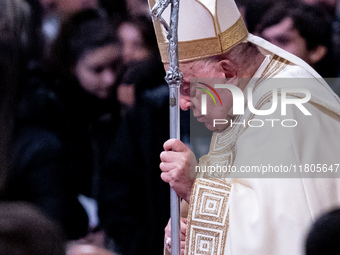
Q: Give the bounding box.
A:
[167,245,171,253]
[164,219,171,237]
[160,172,171,183]
[159,162,176,172]
[181,232,185,241]
[164,229,171,238]
[165,237,171,246]
[160,151,167,162]
[160,151,184,163]
[181,222,186,235]
[163,139,188,152]
[165,237,172,253]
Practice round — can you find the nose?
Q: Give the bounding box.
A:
[180,96,190,111]
[102,69,116,87]
[81,0,97,9]
[123,44,134,63]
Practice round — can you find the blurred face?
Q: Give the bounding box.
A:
[39,0,57,15]
[261,17,310,62]
[117,83,135,108]
[74,44,121,99]
[56,0,98,15]
[119,22,150,63]
[125,0,150,16]
[176,61,235,131]
[302,0,337,7]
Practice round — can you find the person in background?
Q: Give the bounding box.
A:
[0,41,21,194]
[97,12,190,255]
[67,244,117,255]
[117,14,165,115]
[0,0,89,240]
[55,0,99,15]
[238,0,284,33]
[98,79,172,255]
[41,0,101,56]
[0,0,44,62]
[256,2,336,78]
[39,0,57,16]
[49,8,123,246]
[301,0,338,16]
[302,0,340,91]
[99,0,126,19]
[118,15,157,64]
[305,208,340,255]
[125,0,149,17]
[0,202,66,255]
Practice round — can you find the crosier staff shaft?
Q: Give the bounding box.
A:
[166,1,182,254]
[151,0,182,254]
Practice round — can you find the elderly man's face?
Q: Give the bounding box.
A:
[165,61,235,131]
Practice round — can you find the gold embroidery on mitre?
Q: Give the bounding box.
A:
[219,17,248,53]
[159,17,248,63]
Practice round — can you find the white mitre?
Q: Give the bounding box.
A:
[148,0,323,77]
[148,0,248,63]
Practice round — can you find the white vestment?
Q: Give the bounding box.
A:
[183,50,340,255]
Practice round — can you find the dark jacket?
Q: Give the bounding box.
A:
[1,64,92,240]
[98,85,174,255]
[6,126,89,240]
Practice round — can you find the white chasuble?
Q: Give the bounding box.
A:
[184,54,340,255]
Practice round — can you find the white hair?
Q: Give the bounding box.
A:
[196,42,261,71]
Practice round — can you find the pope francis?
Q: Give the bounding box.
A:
[148,0,340,254]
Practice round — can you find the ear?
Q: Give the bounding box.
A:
[217,59,237,79]
[309,45,327,65]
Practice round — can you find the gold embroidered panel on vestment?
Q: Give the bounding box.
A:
[186,179,230,255]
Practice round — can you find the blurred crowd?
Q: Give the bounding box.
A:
[0,0,340,254]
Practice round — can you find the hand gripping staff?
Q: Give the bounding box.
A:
[151,1,183,254]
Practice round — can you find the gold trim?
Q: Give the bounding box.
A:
[185,178,231,255]
[158,36,222,63]
[159,17,248,63]
[220,17,248,52]
[254,55,289,90]
[215,0,222,34]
